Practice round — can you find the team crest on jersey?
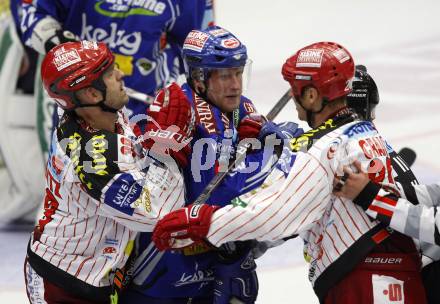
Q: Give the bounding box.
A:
[94,0,166,18]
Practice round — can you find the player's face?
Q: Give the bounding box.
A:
[292,94,307,121]
[102,64,129,109]
[206,67,243,113]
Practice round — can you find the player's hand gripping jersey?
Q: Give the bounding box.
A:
[20,0,214,114]
[26,110,185,301]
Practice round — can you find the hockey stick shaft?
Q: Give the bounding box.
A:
[193,88,292,205]
[125,87,155,105]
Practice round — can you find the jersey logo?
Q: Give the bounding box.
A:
[372,274,404,303]
[94,0,166,18]
[81,14,141,56]
[104,174,143,215]
[194,96,217,134]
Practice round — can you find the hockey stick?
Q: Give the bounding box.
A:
[125,87,155,105]
[193,89,292,205]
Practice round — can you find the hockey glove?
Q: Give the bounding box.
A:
[152,204,219,251]
[258,121,303,141]
[214,243,259,304]
[44,29,77,53]
[238,114,266,141]
[142,83,194,167]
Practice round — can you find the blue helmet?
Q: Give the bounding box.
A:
[182,26,248,83]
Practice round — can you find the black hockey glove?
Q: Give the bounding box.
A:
[44,29,77,53]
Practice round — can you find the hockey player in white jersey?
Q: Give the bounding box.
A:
[24,41,193,303]
[152,42,427,303]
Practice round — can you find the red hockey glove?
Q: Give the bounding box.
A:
[152,204,219,251]
[142,83,194,167]
[237,114,266,141]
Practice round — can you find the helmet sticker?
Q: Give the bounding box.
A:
[183,31,210,52]
[296,49,324,68]
[221,38,240,49]
[332,48,350,63]
[69,75,86,87]
[295,74,312,80]
[209,28,229,37]
[81,40,98,50]
[53,49,81,71]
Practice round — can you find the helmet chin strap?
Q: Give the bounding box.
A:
[296,97,329,127]
[76,78,119,113]
[77,100,118,113]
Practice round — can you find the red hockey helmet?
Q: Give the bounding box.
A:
[41,41,114,111]
[282,42,355,102]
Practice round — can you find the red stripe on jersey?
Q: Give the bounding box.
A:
[213,160,315,241]
[375,195,398,206]
[266,175,327,240]
[84,260,97,282]
[209,160,300,235]
[332,203,356,242]
[325,228,341,256]
[337,198,363,235]
[281,191,329,240]
[331,223,349,248]
[369,204,394,217]
[75,256,93,277]
[65,254,78,273]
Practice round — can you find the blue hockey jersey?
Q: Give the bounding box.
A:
[124,83,280,300]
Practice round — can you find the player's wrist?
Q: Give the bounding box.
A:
[353,181,381,210]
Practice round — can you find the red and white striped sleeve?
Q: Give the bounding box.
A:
[355,182,440,246]
[206,151,331,247]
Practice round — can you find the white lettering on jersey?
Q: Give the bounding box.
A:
[80,14,141,55]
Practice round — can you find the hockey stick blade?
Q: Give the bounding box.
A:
[193,89,292,205]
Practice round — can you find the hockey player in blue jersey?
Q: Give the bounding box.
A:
[19,0,214,117]
[122,26,303,304]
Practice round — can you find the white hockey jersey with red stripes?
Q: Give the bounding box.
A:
[206,114,397,287]
[29,111,185,288]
